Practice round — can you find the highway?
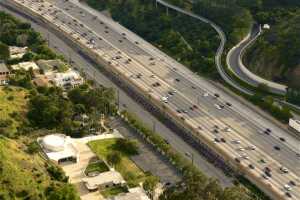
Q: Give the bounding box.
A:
[0,2,233,187]
[155,0,253,96]
[226,24,287,95]
[5,0,300,199]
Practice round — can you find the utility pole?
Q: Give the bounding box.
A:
[47,32,50,46]
[116,88,120,110]
[152,119,156,133]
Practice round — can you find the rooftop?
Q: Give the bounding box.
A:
[110,187,150,200]
[0,62,9,73]
[82,170,125,189]
[11,61,39,71]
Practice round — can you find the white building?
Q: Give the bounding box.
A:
[11,61,39,72]
[9,46,28,59]
[51,69,84,88]
[110,187,150,200]
[38,134,79,163]
[0,62,11,85]
[82,169,125,191]
[289,118,300,133]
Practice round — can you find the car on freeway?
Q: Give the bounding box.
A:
[248,164,255,169]
[280,167,289,173]
[279,137,286,142]
[284,184,292,191]
[274,145,281,151]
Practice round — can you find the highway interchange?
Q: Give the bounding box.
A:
[4,0,300,199]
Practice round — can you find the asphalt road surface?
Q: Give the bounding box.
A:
[0,3,234,187]
[3,0,300,199]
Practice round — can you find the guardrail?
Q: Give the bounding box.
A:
[2,1,287,199]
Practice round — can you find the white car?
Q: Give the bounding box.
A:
[214,104,222,110]
[238,147,245,151]
[232,140,241,144]
[284,184,292,191]
[203,92,209,97]
[161,96,168,103]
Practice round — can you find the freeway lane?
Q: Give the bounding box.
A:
[0,2,234,187]
[5,0,300,199]
[52,0,300,166]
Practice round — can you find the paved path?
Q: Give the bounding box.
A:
[62,133,121,200]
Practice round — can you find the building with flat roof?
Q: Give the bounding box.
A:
[82,169,125,191]
[0,62,11,85]
[109,187,150,200]
[50,69,84,88]
[9,46,28,59]
[11,61,39,72]
[38,134,79,164]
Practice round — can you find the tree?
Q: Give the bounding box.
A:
[143,176,159,200]
[115,138,139,155]
[106,151,121,167]
[46,184,80,200]
[0,42,9,60]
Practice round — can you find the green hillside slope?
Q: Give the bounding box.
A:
[0,137,79,200]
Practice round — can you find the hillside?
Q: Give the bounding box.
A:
[0,136,79,200]
[245,9,300,89]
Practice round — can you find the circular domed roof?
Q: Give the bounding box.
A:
[42,134,66,152]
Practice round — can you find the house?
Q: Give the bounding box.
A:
[82,169,125,191]
[110,187,150,200]
[263,24,270,30]
[51,69,84,88]
[38,134,79,164]
[0,62,10,85]
[9,46,28,59]
[36,59,69,75]
[11,61,39,72]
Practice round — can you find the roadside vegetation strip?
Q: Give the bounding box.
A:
[88,138,151,187]
[120,110,272,200]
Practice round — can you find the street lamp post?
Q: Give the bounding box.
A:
[185,152,194,166]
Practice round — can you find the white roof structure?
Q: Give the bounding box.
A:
[50,69,83,88]
[38,134,78,162]
[9,46,28,59]
[11,61,39,71]
[263,24,270,29]
[82,170,125,190]
[110,187,150,200]
[289,118,300,133]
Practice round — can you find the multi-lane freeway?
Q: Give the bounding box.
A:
[4,0,300,199]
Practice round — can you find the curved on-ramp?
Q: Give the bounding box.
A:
[156,0,288,96]
[155,0,253,95]
[226,24,287,95]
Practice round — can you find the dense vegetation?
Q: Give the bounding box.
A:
[244,2,300,90]
[86,0,220,77]
[0,11,63,63]
[0,137,79,200]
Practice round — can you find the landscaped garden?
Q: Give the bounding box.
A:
[100,185,128,198]
[84,160,109,176]
[88,138,150,187]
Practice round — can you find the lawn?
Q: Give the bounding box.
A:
[88,138,149,187]
[85,161,109,175]
[100,185,128,198]
[0,86,28,136]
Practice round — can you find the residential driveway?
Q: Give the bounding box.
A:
[62,132,122,200]
[109,118,181,184]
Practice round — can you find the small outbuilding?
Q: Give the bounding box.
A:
[82,169,125,191]
[0,62,11,85]
[38,134,79,164]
